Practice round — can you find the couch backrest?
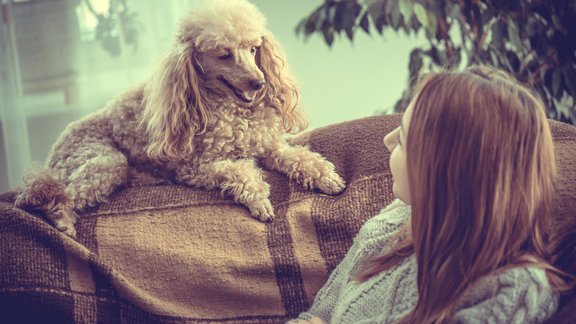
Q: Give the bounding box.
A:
[547,121,576,296]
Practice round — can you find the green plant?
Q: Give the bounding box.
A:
[83,0,142,57]
[296,0,576,124]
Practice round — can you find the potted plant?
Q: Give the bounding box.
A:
[82,0,142,57]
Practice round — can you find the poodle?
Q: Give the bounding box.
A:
[15,0,345,237]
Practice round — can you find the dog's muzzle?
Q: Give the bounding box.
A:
[218,75,262,104]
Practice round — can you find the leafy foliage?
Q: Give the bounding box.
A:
[83,0,142,57]
[296,0,576,124]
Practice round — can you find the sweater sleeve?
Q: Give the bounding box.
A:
[297,199,411,323]
[451,267,559,324]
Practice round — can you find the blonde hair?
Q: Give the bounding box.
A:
[141,40,210,162]
[356,66,573,323]
[256,32,307,133]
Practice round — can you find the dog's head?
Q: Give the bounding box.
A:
[184,0,267,106]
[142,0,307,161]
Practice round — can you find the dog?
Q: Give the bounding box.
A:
[15,0,346,237]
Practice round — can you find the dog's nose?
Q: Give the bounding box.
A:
[249,79,266,90]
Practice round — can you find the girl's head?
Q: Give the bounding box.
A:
[404,65,556,253]
[383,96,413,204]
[381,66,565,322]
[385,66,555,209]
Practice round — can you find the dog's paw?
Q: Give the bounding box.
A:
[293,157,346,195]
[54,218,77,238]
[247,198,275,222]
[46,205,78,238]
[315,171,346,195]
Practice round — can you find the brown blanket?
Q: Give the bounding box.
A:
[0,115,575,323]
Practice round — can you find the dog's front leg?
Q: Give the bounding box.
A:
[174,159,274,222]
[262,142,346,195]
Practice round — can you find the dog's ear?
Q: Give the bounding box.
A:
[141,43,209,161]
[257,32,308,134]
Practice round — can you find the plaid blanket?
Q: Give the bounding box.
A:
[1,115,575,323]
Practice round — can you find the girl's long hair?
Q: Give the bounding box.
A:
[355,66,574,323]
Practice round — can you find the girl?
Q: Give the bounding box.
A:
[291,66,573,323]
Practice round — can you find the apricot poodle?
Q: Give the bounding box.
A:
[15,0,345,237]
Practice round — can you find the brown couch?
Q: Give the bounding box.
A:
[1,114,574,323]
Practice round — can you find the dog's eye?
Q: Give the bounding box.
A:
[218,53,232,60]
[250,46,258,54]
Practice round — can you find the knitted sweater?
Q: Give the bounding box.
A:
[297,199,559,323]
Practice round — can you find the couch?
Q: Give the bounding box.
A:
[1,114,574,323]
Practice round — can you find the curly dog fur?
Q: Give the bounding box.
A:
[15,0,345,237]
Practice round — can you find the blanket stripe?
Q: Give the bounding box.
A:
[266,203,309,317]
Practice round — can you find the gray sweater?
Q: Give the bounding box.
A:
[298,199,559,323]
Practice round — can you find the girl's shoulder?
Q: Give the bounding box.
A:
[368,199,411,226]
[474,265,553,296]
[355,199,411,243]
[454,266,558,322]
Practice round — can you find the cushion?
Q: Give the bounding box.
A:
[0,114,574,323]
